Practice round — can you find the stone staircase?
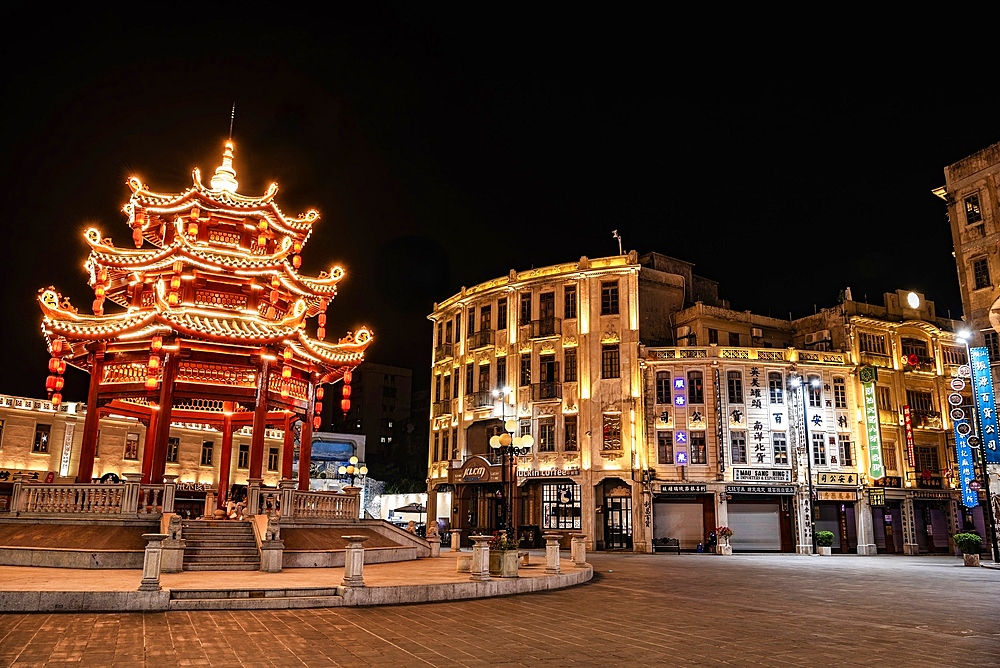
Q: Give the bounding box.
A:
[182,520,260,571]
[168,586,343,610]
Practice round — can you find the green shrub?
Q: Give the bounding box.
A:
[815,531,835,547]
[953,532,983,555]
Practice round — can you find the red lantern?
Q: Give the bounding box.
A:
[318,313,326,326]
[148,355,160,370]
[168,292,179,306]
[51,393,62,406]
[95,285,106,298]
[280,385,289,398]
[315,387,324,400]
[133,228,143,247]
[283,347,292,362]
[51,339,64,354]
[190,207,200,220]
[187,221,198,236]
[293,240,302,253]
[172,261,184,273]
[92,300,103,315]
[271,275,280,288]
[292,255,302,269]
[313,416,322,430]
[98,268,108,283]
[170,275,181,290]
[151,336,162,352]
[265,306,276,319]
[270,290,279,304]
[316,327,326,340]
[46,375,57,391]
[145,376,158,390]
[282,366,292,379]
[57,360,66,375]
[48,357,60,373]
[341,399,350,412]
[343,370,353,384]
[314,401,322,414]
[258,234,267,247]
[54,377,64,391]
[258,219,268,231]
[342,385,352,399]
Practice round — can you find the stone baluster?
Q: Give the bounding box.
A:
[247,478,262,516]
[162,474,178,514]
[469,534,493,582]
[450,528,463,552]
[122,473,143,515]
[138,533,169,591]
[571,533,588,566]
[279,479,296,519]
[342,486,361,520]
[544,532,562,574]
[10,473,24,514]
[341,535,369,587]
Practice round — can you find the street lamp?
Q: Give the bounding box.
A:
[956,331,999,563]
[790,373,820,554]
[489,387,533,533]
[338,455,368,486]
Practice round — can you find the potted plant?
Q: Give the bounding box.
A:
[715,526,734,555]
[815,531,835,556]
[953,532,983,567]
[488,530,520,577]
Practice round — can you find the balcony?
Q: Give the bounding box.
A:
[434,342,454,363]
[902,355,936,373]
[432,400,452,417]
[468,329,495,350]
[529,317,562,339]
[911,410,943,430]
[464,390,495,409]
[859,351,893,369]
[531,382,562,401]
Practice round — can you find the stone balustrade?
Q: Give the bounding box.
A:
[288,489,359,520]
[9,473,176,517]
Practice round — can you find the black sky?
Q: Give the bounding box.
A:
[1,7,997,402]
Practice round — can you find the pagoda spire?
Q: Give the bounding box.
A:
[210,139,239,193]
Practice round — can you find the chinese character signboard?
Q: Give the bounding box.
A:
[744,366,772,467]
[660,484,707,494]
[860,366,884,479]
[732,468,792,483]
[817,472,858,486]
[868,488,886,507]
[902,404,916,468]
[970,347,999,464]
[954,418,978,507]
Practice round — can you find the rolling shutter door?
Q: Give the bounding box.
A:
[728,503,781,551]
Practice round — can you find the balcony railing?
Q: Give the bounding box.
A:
[529,317,562,339]
[532,382,562,401]
[468,329,495,350]
[432,400,452,417]
[465,390,495,409]
[434,342,454,363]
[911,410,943,430]
[860,351,893,369]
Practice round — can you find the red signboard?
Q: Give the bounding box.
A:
[902,405,915,467]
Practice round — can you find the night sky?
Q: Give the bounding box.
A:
[1,7,997,402]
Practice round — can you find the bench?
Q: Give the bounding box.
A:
[652,538,681,554]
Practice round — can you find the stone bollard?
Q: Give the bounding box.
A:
[260,514,284,572]
[450,529,463,552]
[160,514,185,573]
[469,534,493,582]
[544,532,562,574]
[341,535,370,587]
[571,533,588,566]
[426,524,441,558]
[139,533,169,591]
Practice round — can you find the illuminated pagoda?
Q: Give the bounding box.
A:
[36,140,372,499]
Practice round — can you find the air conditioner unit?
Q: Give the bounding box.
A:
[804,330,832,345]
[751,327,763,338]
[804,332,819,345]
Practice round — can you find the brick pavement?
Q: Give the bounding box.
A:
[1,553,997,667]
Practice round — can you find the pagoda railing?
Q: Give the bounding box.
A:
[178,361,256,387]
[7,474,175,517]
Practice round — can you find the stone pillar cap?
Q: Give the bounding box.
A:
[341,535,370,542]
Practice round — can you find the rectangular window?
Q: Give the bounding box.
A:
[859,332,887,355]
[986,331,1000,360]
[915,445,939,472]
[882,441,898,471]
[542,482,582,530]
[602,413,622,450]
[973,257,991,290]
[690,431,707,464]
[434,375,442,402]
[657,431,673,465]
[452,428,458,459]
[905,390,934,412]
[520,353,531,386]
[773,432,788,465]
[497,297,508,330]
[901,338,928,359]
[167,437,179,463]
[564,415,578,451]
[442,374,451,401]
[520,293,532,325]
[453,372,459,398]
[727,370,744,404]
[538,417,555,452]
[708,328,718,345]
[32,424,51,453]
[201,440,214,466]
[442,431,450,461]
[563,348,577,382]
[496,357,507,391]
[564,285,577,319]
[965,193,983,224]
[601,281,619,315]
[467,309,475,337]
[480,305,491,331]
[0,419,5,447]
[465,364,474,394]
[730,431,747,465]
[688,371,704,404]
[942,345,968,366]
[807,374,822,408]
[656,371,670,404]
[811,433,827,466]
[124,432,140,460]
[602,344,621,379]
[728,332,740,347]
[838,435,853,467]
[455,314,461,341]
[876,386,892,411]
[436,322,443,347]
[768,372,784,404]
[479,364,491,393]
[237,443,250,469]
[445,320,453,344]
[833,377,847,409]
[433,432,440,461]
[267,447,279,472]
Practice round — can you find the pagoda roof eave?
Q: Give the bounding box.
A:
[292,329,373,376]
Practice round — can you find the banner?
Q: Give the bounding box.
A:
[954,418,978,508]
[970,347,999,464]
[859,366,884,479]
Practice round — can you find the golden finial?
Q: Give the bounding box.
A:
[211,105,239,193]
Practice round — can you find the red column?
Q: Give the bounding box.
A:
[217,402,234,509]
[249,357,271,479]
[76,345,106,483]
[298,380,316,491]
[149,351,179,484]
[281,414,295,479]
[140,407,159,484]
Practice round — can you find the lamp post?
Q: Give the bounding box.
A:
[956,332,999,563]
[489,387,533,533]
[790,373,819,555]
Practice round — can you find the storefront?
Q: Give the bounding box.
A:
[868,476,903,554]
[597,478,633,551]
[911,489,954,554]
[517,467,583,548]
[815,472,860,554]
[174,481,213,519]
[449,455,504,546]
[725,484,796,552]
[652,483,716,551]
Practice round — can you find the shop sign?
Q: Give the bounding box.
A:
[916,476,943,489]
[452,456,500,483]
[970,347,999,464]
[516,467,581,478]
[902,405,916,468]
[176,482,211,492]
[953,416,978,508]
[0,468,50,482]
[60,423,76,477]
[817,472,857,486]
[912,490,951,500]
[868,488,886,507]
[860,366,884,479]
[872,476,902,488]
[726,485,796,495]
[732,468,791,483]
[659,484,707,494]
[817,490,857,501]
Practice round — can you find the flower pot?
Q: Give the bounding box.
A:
[818,546,832,556]
[963,553,981,567]
[489,549,519,577]
[717,544,732,556]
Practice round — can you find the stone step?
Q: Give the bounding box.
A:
[182,562,260,571]
[168,595,343,610]
[184,550,260,559]
[183,529,255,536]
[170,587,340,600]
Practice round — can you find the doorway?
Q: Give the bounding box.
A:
[604,496,633,550]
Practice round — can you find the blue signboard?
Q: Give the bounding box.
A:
[970,347,999,464]
[954,419,978,508]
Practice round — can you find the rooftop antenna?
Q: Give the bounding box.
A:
[612,230,623,255]
[228,103,236,139]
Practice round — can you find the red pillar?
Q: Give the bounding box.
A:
[149,351,179,484]
[298,381,316,491]
[76,345,106,483]
[140,406,158,484]
[281,414,295,479]
[217,402,234,508]
[249,357,270,479]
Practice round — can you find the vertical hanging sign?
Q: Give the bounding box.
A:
[860,366,884,479]
[714,368,725,474]
[902,405,916,467]
[60,423,76,477]
[970,347,999,464]
[954,419,979,507]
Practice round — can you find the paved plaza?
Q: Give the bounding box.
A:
[1,553,998,667]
